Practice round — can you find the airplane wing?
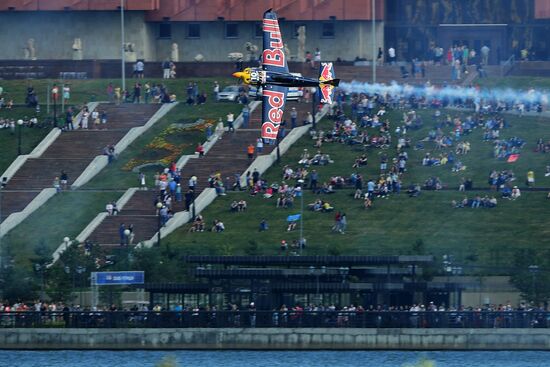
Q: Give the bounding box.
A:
[261,84,287,140]
[262,9,289,74]
[261,9,288,140]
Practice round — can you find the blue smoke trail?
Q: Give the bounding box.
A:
[339,80,549,105]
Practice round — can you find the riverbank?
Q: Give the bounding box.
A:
[1,328,549,350]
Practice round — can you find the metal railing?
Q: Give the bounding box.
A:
[0,311,548,329]
[500,54,516,77]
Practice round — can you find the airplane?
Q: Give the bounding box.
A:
[232,9,339,140]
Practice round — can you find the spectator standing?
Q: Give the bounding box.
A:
[62,84,70,103]
[256,138,264,153]
[290,107,298,128]
[388,47,396,64]
[162,59,171,79]
[227,112,235,132]
[247,143,255,160]
[242,105,250,128]
[135,60,145,78]
[481,44,490,65]
[213,81,220,101]
[526,170,535,187]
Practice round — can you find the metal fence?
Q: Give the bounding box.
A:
[0,311,549,329]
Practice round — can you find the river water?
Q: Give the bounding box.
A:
[0,350,548,367]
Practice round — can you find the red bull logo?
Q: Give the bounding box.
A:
[319,84,333,104]
[262,18,285,68]
[261,89,285,139]
[319,63,334,82]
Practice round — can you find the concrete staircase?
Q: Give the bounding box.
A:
[0,104,160,222]
[86,101,313,246]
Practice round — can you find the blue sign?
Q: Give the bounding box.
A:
[93,271,144,285]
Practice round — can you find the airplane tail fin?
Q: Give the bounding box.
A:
[318,62,338,104]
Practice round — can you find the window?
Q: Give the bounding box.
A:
[321,22,335,38]
[253,22,262,38]
[293,23,306,39]
[159,22,172,39]
[187,23,200,38]
[225,23,239,38]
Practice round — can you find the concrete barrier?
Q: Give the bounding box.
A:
[0,188,57,237]
[0,328,549,350]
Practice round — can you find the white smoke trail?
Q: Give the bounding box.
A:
[339,80,549,105]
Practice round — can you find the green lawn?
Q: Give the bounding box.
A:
[0,126,50,173]
[476,76,550,90]
[163,189,549,268]
[3,191,120,268]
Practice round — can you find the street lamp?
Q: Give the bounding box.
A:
[311,88,317,130]
[297,179,304,254]
[0,177,6,298]
[309,266,327,305]
[17,119,23,155]
[191,190,196,221]
[528,265,539,304]
[156,202,163,247]
[120,0,126,93]
[34,263,46,300]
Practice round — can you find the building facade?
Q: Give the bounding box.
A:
[0,0,383,62]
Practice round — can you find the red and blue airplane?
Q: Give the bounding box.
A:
[232,9,339,140]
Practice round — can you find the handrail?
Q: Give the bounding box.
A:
[0,310,547,329]
[500,54,516,77]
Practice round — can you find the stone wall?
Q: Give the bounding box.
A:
[0,328,549,350]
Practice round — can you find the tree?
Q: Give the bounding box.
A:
[509,248,550,304]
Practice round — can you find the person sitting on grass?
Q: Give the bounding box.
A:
[322,201,334,212]
[237,199,247,211]
[352,154,368,168]
[308,198,323,211]
[230,200,239,212]
[407,184,421,197]
[189,214,205,232]
[511,186,521,200]
[364,196,373,209]
[287,221,297,231]
[259,219,269,231]
[211,219,225,232]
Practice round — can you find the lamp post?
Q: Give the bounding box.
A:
[276,128,281,164]
[156,202,163,247]
[34,263,46,300]
[311,88,317,130]
[191,190,196,221]
[120,0,126,93]
[17,119,23,155]
[309,266,327,305]
[51,84,58,127]
[0,177,5,298]
[372,0,376,83]
[528,265,539,304]
[297,179,304,254]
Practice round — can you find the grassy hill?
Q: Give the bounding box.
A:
[161,107,550,270]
